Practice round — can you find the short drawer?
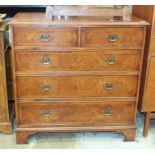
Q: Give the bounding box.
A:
[81,27,144,47]
[18,101,135,125]
[16,75,138,98]
[13,26,78,47]
[15,50,140,71]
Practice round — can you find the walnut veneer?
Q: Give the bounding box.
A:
[9,12,148,144]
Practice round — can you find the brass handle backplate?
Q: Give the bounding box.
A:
[106,34,119,42]
[40,84,52,91]
[104,83,115,90]
[104,56,117,65]
[41,110,53,117]
[40,57,52,65]
[101,109,113,116]
[39,34,52,42]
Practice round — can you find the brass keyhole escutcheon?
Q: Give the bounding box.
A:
[39,34,52,42]
[103,83,115,90]
[40,84,52,91]
[41,110,53,117]
[40,57,52,65]
[101,109,113,116]
[104,56,117,65]
[106,34,119,42]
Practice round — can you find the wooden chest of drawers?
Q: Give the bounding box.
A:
[9,13,148,144]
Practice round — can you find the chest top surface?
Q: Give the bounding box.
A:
[9,12,149,26]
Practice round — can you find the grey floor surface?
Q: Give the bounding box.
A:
[0,112,155,149]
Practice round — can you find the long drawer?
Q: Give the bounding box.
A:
[13,27,78,47]
[18,101,135,126]
[81,27,143,47]
[15,50,140,71]
[16,76,138,98]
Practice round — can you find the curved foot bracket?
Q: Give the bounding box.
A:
[116,128,135,141]
[16,128,136,144]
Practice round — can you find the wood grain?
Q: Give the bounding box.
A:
[142,57,155,111]
[16,75,138,98]
[133,5,155,136]
[0,32,8,122]
[15,50,140,71]
[9,12,149,26]
[0,23,13,134]
[13,26,78,47]
[9,12,147,143]
[17,101,135,126]
[143,112,151,137]
[81,27,144,47]
[150,38,155,55]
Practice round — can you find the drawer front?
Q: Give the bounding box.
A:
[81,27,143,47]
[18,101,135,125]
[143,57,155,110]
[13,27,78,47]
[16,76,138,98]
[15,50,140,71]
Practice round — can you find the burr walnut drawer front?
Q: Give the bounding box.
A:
[18,101,135,125]
[15,50,140,71]
[13,27,78,47]
[16,76,138,98]
[81,27,144,47]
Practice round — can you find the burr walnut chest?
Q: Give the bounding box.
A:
[9,12,148,144]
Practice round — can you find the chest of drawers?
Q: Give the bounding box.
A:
[9,13,148,144]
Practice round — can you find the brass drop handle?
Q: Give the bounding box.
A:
[40,57,52,65]
[104,56,117,65]
[41,110,53,117]
[106,34,119,42]
[40,84,52,91]
[103,83,115,90]
[39,34,52,42]
[101,109,113,116]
